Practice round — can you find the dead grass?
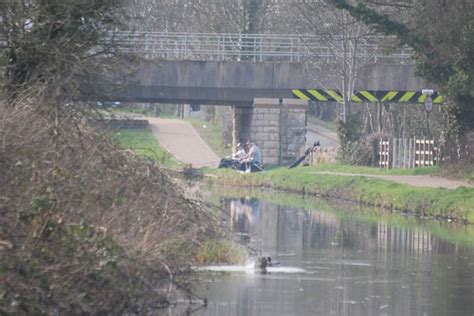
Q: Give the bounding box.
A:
[0,99,222,314]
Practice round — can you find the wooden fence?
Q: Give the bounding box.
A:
[379,138,438,169]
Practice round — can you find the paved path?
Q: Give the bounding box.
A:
[314,171,473,189]
[148,117,220,168]
[306,121,339,148]
[147,117,471,189]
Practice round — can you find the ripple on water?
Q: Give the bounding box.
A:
[195,264,305,274]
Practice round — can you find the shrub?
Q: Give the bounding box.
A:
[0,101,221,314]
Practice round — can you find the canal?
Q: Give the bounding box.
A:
[193,195,474,316]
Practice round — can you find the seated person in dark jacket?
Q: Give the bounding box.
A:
[218,143,246,170]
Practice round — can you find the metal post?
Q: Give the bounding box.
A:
[426,111,431,139]
[278,98,283,165]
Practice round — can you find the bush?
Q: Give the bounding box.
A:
[337,113,362,163]
[0,101,221,314]
[342,133,388,166]
[195,240,247,265]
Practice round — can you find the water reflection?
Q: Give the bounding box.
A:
[230,197,261,233]
[195,198,474,316]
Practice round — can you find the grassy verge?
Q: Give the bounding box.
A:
[114,128,182,168]
[195,240,247,264]
[436,162,474,183]
[186,118,230,157]
[207,164,474,223]
[304,162,440,176]
[111,105,159,117]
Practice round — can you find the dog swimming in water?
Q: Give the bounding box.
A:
[254,257,280,272]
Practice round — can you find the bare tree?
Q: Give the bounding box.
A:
[130,0,281,34]
[285,1,378,124]
[1,0,132,104]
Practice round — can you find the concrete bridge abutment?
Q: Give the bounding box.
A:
[232,98,307,166]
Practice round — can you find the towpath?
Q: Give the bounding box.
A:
[147,117,472,190]
[306,121,339,147]
[147,117,220,168]
[314,171,473,189]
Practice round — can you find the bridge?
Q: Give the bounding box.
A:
[110,32,438,106]
[106,32,438,165]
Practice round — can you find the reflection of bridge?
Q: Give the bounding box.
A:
[106,32,435,165]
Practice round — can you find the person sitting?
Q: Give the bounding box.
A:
[232,143,246,160]
[218,143,246,170]
[241,140,262,172]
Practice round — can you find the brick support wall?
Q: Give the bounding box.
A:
[280,103,307,165]
[230,99,307,166]
[248,98,307,165]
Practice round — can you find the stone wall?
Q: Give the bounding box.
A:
[280,102,307,165]
[250,99,281,165]
[249,98,307,166]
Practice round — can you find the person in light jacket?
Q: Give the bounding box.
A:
[232,142,246,160]
[242,140,262,172]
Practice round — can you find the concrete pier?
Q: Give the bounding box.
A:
[232,98,307,166]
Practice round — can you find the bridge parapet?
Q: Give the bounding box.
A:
[113,32,413,63]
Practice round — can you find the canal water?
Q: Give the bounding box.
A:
[193,196,474,316]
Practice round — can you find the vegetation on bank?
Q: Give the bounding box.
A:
[112,112,230,161]
[208,165,474,223]
[114,123,473,224]
[0,103,233,314]
[299,162,440,176]
[195,240,247,265]
[114,128,182,168]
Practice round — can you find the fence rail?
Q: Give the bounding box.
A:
[111,31,414,62]
[0,30,414,62]
[379,138,439,169]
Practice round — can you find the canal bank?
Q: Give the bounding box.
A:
[208,165,474,223]
[112,121,474,315]
[188,191,474,316]
[0,107,228,314]
[114,123,474,224]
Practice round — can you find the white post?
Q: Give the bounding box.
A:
[392,138,397,169]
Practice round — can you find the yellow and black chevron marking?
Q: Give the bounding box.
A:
[292,89,445,104]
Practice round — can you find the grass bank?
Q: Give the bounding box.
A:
[114,128,181,168]
[208,164,474,223]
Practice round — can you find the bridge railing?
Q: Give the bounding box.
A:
[112,32,413,63]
